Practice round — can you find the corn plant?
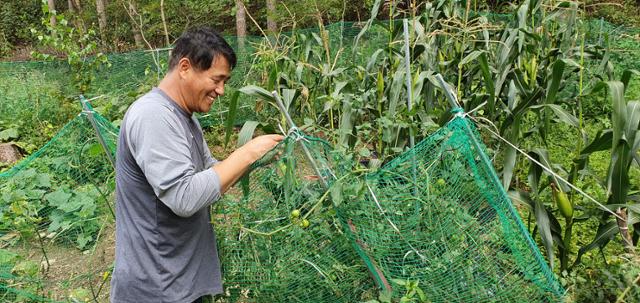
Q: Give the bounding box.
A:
[228,0,639,277]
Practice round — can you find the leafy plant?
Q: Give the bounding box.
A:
[30,0,110,94]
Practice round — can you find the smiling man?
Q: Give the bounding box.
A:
[110,27,282,303]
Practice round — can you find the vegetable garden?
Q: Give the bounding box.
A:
[1,0,640,302]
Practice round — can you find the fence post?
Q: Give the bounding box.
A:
[79,95,116,170]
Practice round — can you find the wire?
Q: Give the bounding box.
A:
[467,115,624,221]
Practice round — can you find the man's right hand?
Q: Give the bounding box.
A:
[213,134,284,193]
[240,134,284,163]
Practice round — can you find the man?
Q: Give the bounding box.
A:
[110,27,282,303]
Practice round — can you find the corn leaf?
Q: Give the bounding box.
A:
[237,121,260,147]
[224,91,240,148]
[573,221,618,268]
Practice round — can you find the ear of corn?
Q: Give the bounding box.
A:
[552,183,573,219]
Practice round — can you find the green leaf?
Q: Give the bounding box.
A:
[478,52,495,115]
[625,101,640,148]
[621,69,640,92]
[237,121,260,148]
[239,85,275,103]
[581,129,612,155]
[224,91,240,148]
[366,49,384,73]
[45,189,72,208]
[530,104,579,127]
[590,81,625,145]
[528,152,543,194]
[502,116,520,190]
[35,173,51,188]
[532,193,555,269]
[545,59,566,104]
[459,50,484,67]
[573,221,618,267]
[609,141,631,205]
[0,128,19,141]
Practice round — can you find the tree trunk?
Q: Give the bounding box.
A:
[68,0,75,13]
[236,0,246,50]
[160,0,170,46]
[127,1,144,48]
[47,0,56,27]
[96,0,108,41]
[266,0,276,35]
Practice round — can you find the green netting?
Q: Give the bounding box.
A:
[0,109,117,302]
[1,103,565,301]
[213,115,564,302]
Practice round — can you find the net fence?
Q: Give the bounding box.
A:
[213,115,564,302]
[0,107,117,302]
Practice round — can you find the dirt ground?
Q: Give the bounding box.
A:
[5,219,115,302]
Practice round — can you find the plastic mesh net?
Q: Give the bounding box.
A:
[214,116,564,302]
[0,108,116,302]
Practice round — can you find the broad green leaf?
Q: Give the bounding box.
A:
[237,121,260,148]
[545,59,566,105]
[478,52,495,115]
[459,50,484,67]
[608,142,631,205]
[35,173,51,188]
[530,104,579,127]
[0,128,19,141]
[530,148,567,191]
[625,101,640,147]
[224,91,240,148]
[581,129,612,155]
[330,183,343,207]
[366,49,384,73]
[388,68,404,117]
[508,190,534,209]
[534,195,555,269]
[528,152,543,194]
[239,85,275,103]
[591,81,625,145]
[282,89,297,111]
[45,189,72,208]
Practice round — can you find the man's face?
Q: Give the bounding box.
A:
[182,56,231,114]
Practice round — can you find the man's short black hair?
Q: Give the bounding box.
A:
[168,27,237,71]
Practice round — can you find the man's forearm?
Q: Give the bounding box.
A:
[212,147,254,193]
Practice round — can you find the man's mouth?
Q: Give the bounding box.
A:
[207,93,216,102]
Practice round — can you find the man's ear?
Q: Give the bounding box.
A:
[177,58,192,79]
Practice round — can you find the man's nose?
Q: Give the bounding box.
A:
[215,85,224,96]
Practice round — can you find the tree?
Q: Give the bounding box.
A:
[266,0,276,35]
[96,0,107,41]
[47,0,56,27]
[160,0,169,46]
[236,0,246,49]
[125,0,143,48]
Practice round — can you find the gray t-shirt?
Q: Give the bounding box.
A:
[110,88,223,303]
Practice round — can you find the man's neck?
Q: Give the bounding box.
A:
[158,74,191,114]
